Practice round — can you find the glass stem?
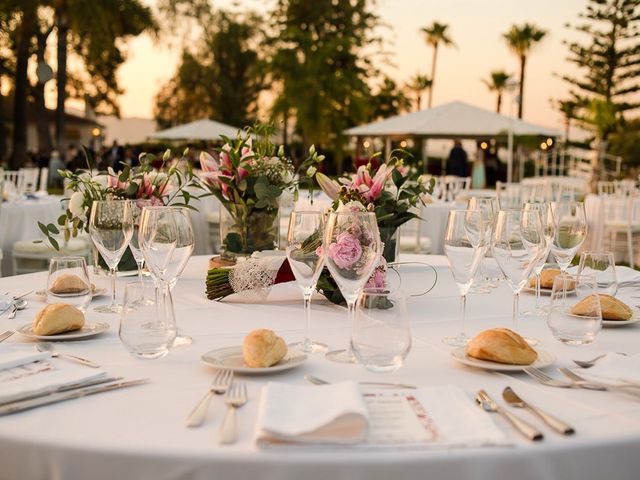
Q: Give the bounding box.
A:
[110,267,117,306]
[460,293,467,337]
[302,289,312,350]
[136,260,145,287]
[535,273,541,310]
[512,291,520,332]
[346,299,356,354]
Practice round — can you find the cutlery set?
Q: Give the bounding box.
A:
[475,387,574,441]
[524,367,640,398]
[185,369,248,444]
[0,291,31,319]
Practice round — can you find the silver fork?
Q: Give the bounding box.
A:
[0,331,14,343]
[524,367,576,388]
[185,369,233,428]
[558,368,640,398]
[219,381,248,444]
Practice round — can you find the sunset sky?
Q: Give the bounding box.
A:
[109,0,587,129]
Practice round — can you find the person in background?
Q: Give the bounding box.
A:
[472,141,487,189]
[48,150,64,190]
[446,140,468,177]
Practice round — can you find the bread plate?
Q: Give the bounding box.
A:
[451,347,555,372]
[201,346,307,374]
[14,321,110,340]
[602,314,640,328]
[35,287,108,299]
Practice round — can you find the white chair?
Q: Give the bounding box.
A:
[38,167,49,192]
[20,168,39,194]
[442,176,470,203]
[3,170,26,197]
[12,237,91,275]
[496,181,523,209]
[601,194,640,269]
[597,181,616,196]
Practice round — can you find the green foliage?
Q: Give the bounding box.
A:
[154,9,264,129]
[608,118,640,168]
[370,77,411,120]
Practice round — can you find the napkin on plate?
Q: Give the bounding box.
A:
[0,348,107,405]
[580,353,640,385]
[614,266,640,286]
[255,382,368,445]
[255,382,508,448]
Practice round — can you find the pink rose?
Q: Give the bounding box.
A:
[365,255,387,289]
[328,232,362,269]
[315,245,324,257]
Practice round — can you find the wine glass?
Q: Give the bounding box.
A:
[550,201,588,272]
[286,211,328,353]
[547,273,602,345]
[119,280,176,359]
[46,256,92,313]
[351,288,411,372]
[443,209,486,346]
[89,200,134,313]
[467,197,499,292]
[578,251,618,296]
[492,209,545,335]
[139,206,195,346]
[522,202,556,316]
[129,199,155,302]
[323,211,381,364]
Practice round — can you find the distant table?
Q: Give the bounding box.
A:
[0,196,63,276]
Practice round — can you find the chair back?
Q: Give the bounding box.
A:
[496,181,523,209]
[20,168,39,193]
[38,167,49,192]
[2,170,26,197]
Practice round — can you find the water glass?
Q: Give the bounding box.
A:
[46,256,92,313]
[522,202,555,316]
[129,199,154,294]
[119,281,176,359]
[578,251,617,296]
[351,289,411,373]
[467,196,499,292]
[547,273,602,345]
[550,201,587,272]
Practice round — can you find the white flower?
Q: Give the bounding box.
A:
[92,175,109,188]
[68,191,86,219]
[336,200,366,213]
[282,169,294,184]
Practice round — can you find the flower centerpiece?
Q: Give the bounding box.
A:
[199,123,324,260]
[315,152,434,262]
[38,148,200,269]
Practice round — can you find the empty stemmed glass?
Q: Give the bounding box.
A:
[442,209,486,346]
[578,251,618,296]
[285,211,328,353]
[139,206,195,346]
[89,200,134,313]
[467,197,499,292]
[550,201,588,272]
[492,209,545,336]
[522,202,555,316]
[129,199,154,304]
[323,210,381,364]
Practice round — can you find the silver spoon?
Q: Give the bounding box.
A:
[7,299,28,319]
[573,352,627,368]
[36,342,100,368]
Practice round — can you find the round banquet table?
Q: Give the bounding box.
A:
[1,254,640,480]
[0,196,64,276]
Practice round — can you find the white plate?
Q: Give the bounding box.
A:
[35,287,108,299]
[451,347,555,371]
[14,321,110,340]
[201,346,307,374]
[602,315,640,328]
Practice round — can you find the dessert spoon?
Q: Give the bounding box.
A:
[36,342,100,368]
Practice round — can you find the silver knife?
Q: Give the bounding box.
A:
[0,376,121,407]
[0,378,149,415]
[502,386,575,435]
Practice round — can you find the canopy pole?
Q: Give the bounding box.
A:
[507,122,514,183]
[384,137,391,160]
[422,138,428,174]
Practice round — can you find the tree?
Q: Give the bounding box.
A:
[370,77,410,120]
[553,99,579,143]
[560,0,639,139]
[482,70,511,114]
[503,22,547,119]
[154,10,264,129]
[268,0,381,172]
[420,21,455,108]
[407,73,431,111]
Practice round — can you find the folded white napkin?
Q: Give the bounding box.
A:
[256,382,368,445]
[255,383,508,449]
[0,351,107,405]
[581,353,640,385]
[614,266,640,285]
[0,346,50,371]
[0,294,11,314]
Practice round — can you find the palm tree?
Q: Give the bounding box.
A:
[407,73,432,111]
[482,70,511,114]
[420,21,455,108]
[555,99,579,143]
[502,23,547,119]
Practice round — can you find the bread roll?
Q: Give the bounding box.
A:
[466,328,538,365]
[49,274,89,295]
[571,294,633,321]
[529,268,561,288]
[242,329,287,368]
[33,304,85,335]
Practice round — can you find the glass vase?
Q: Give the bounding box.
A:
[219,202,280,260]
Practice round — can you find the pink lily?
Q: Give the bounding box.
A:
[316,172,341,201]
[366,163,390,202]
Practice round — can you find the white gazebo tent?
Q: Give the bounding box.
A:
[344,101,560,182]
[149,119,241,141]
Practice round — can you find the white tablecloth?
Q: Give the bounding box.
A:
[0,196,64,276]
[0,254,640,480]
